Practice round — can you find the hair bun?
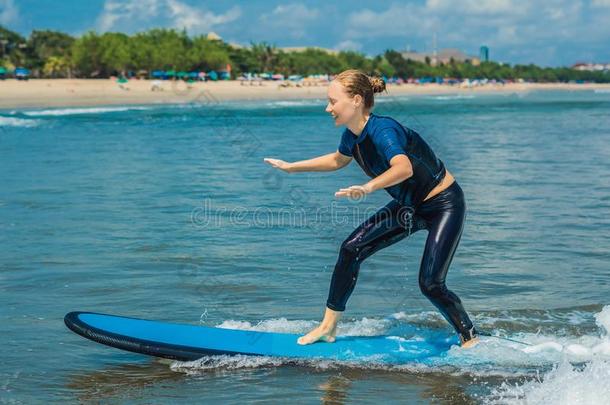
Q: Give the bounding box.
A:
[369,76,386,93]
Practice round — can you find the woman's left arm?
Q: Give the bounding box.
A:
[335,155,413,198]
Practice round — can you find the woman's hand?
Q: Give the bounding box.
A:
[334,184,373,200]
[264,158,293,173]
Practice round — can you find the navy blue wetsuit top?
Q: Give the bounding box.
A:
[338,112,447,208]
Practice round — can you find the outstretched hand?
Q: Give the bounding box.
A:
[335,184,372,200]
[264,158,292,172]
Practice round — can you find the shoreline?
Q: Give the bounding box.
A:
[1,79,610,109]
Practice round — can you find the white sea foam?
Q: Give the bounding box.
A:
[0,116,39,127]
[484,305,610,404]
[214,99,326,109]
[486,359,610,404]
[216,316,391,336]
[22,106,152,117]
[171,304,610,404]
[264,100,324,107]
[431,95,476,100]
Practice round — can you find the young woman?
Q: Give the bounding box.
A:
[264,69,479,348]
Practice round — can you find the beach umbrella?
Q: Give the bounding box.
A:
[165,70,176,77]
[207,70,218,81]
[177,71,187,78]
[14,67,30,80]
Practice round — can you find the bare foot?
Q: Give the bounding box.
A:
[460,336,480,348]
[297,324,337,345]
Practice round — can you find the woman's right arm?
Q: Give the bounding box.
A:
[264,151,352,173]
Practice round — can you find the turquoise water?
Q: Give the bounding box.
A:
[1,90,609,404]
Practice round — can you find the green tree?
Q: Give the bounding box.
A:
[27,30,74,73]
[250,41,278,72]
[99,32,131,75]
[43,55,71,78]
[189,36,230,71]
[71,31,103,77]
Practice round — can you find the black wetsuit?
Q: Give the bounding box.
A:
[327,113,477,342]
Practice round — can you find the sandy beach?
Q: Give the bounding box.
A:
[1,79,610,109]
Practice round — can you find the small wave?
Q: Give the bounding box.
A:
[0,116,39,128]
[375,96,410,103]
[593,89,610,94]
[431,95,476,100]
[486,359,610,404]
[483,305,610,404]
[172,305,610,394]
[217,99,325,109]
[170,353,395,374]
[263,99,325,107]
[216,315,391,336]
[389,305,600,334]
[22,106,152,117]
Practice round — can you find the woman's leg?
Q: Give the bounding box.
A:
[417,183,478,344]
[326,199,416,312]
[298,200,421,345]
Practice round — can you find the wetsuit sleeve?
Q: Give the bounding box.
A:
[372,127,407,164]
[337,129,353,157]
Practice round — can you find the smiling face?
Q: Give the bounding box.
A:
[325,80,364,127]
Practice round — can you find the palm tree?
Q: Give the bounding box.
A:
[250,41,277,72]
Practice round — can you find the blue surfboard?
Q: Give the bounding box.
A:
[64,311,457,362]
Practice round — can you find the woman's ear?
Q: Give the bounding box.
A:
[353,94,362,108]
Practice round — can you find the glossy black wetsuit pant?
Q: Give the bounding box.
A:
[326,181,477,341]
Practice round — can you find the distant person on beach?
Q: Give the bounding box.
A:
[150,80,163,91]
[264,69,479,348]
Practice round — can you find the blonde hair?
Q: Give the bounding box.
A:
[334,69,387,110]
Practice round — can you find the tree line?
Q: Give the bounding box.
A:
[1,25,608,83]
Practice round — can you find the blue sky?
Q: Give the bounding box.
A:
[1,0,609,67]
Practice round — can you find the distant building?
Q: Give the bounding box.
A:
[278,46,338,55]
[206,32,222,41]
[572,62,610,71]
[400,48,480,66]
[480,46,489,62]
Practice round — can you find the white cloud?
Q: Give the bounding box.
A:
[97,0,160,32]
[259,3,320,40]
[346,3,445,40]
[344,0,587,45]
[96,0,241,34]
[338,0,610,65]
[166,0,241,33]
[426,0,527,16]
[335,40,362,51]
[0,0,19,26]
[591,0,610,7]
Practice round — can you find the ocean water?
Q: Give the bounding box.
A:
[1,89,609,404]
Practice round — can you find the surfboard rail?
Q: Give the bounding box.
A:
[64,311,455,363]
[65,311,241,361]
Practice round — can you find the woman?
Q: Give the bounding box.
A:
[264,69,479,348]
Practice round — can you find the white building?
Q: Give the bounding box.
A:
[572,63,610,71]
[400,48,480,66]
